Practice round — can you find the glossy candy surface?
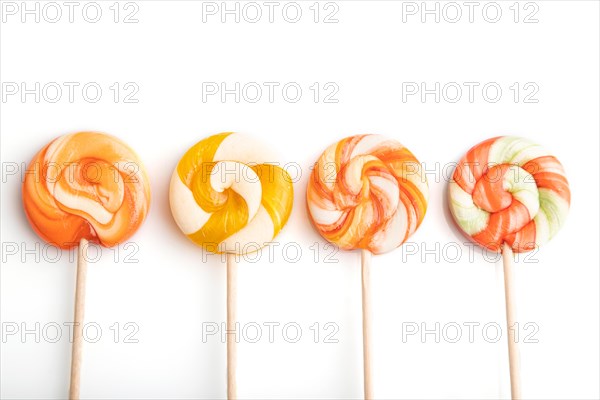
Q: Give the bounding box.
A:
[169,132,294,254]
[23,132,151,249]
[448,136,570,253]
[306,134,428,255]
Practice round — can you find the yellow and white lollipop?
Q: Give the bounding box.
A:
[170,132,293,254]
[169,132,293,399]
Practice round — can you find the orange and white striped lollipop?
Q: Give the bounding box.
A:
[307,134,428,398]
[23,131,150,249]
[22,131,150,399]
[448,136,570,399]
[307,134,428,254]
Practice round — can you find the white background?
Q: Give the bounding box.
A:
[1,1,599,399]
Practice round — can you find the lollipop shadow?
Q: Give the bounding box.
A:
[17,180,35,240]
[300,168,363,396]
[441,181,468,244]
[159,164,225,392]
[160,165,189,244]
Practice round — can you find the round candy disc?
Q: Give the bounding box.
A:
[169,132,294,255]
[448,136,570,253]
[306,134,429,254]
[23,132,151,249]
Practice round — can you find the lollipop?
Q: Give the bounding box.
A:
[448,136,570,398]
[307,134,428,398]
[22,131,150,399]
[169,132,293,398]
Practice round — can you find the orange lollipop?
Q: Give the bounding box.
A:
[23,131,150,249]
[307,134,429,398]
[22,132,150,399]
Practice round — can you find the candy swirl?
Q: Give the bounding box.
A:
[449,136,570,253]
[169,132,294,254]
[307,134,429,254]
[23,132,151,249]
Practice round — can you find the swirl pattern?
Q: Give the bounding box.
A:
[23,132,151,249]
[169,132,294,254]
[449,136,570,253]
[307,134,429,254]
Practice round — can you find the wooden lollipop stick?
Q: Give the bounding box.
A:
[361,249,373,400]
[69,238,88,400]
[227,253,238,400]
[502,243,521,399]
